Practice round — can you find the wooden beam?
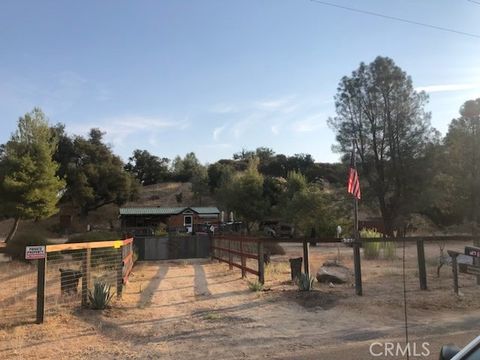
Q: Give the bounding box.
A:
[46,238,133,253]
[211,255,259,276]
[417,239,427,290]
[257,241,265,284]
[452,253,459,295]
[210,246,259,260]
[303,240,310,276]
[36,257,46,324]
[240,239,246,278]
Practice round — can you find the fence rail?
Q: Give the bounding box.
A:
[213,234,480,296]
[0,238,135,326]
[212,236,264,283]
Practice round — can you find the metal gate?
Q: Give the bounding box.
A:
[135,234,211,260]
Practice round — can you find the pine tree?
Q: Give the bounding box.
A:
[0,108,65,243]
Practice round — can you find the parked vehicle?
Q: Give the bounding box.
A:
[260,220,294,238]
[219,221,244,233]
[440,335,480,360]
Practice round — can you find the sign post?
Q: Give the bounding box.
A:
[464,246,480,284]
[28,246,47,325]
[26,246,46,260]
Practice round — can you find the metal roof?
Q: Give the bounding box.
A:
[119,207,220,216]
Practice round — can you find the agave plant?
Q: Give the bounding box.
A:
[297,273,315,291]
[248,280,264,292]
[88,281,114,310]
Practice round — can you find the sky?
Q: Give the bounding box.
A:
[1,0,480,164]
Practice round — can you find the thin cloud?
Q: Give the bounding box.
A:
[254,95,296,111]
[69,115,189,147]
[416,83,480,93]
[213,125,226,141]
[292,114,326,133]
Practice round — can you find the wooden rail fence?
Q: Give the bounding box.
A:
[33,238,135,324]
[211,236,264,284]
[213,234,480,296]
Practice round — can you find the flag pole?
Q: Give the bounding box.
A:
[352,139,363,296]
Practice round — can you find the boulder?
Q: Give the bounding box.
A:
[316,264,352,284]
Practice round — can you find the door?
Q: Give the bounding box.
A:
[184,215,193,233]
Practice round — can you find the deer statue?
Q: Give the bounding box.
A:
[437,241,452,277]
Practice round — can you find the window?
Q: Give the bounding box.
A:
[184,216,192,226]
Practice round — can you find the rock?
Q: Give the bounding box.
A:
[316,264,352,284]
[323,259,343,267]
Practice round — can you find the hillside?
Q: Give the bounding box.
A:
[124,182,216,208]
[0,182,217,241]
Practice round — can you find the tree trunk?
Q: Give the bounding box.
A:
[5,217,21,244]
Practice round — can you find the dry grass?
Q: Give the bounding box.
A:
[2,242,480,359]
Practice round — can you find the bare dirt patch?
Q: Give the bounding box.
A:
[1,242,480,359]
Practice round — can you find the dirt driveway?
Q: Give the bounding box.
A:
[1,247,480,359]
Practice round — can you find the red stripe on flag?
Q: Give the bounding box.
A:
[347,168,361,200]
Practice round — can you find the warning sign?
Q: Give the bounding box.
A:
[25,246,46,260]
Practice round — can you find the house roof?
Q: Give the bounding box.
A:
[119,206,220,216]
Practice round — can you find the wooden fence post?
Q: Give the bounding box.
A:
[303,239,310,276]
[452,253,459,295]
[36,256,47,324]
[416,239,427,290]
[116,247,123,299]
[474,257,480,285]
[257,240,265,284]
[228,238,233,270]
[240,239,246,278]
[353,241,363,296]
[81,248,91,307]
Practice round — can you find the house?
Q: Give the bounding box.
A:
[119,206,221,235]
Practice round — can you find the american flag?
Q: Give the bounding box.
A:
[347,151,361,200]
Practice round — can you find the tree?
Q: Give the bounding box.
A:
[191,165,209,205]
[207,162,234,193]
[63,129,138,215]
[443,98,480,226]
[277,172,344,236]
[216,159,268,231]
[0,108,65,242]
[172,152,203,182]
[328,56,434,235]
[233,148,255,161]
[125,149,170,185]
[286,153,315,175]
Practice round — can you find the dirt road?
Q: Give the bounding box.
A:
[1,254,479,359]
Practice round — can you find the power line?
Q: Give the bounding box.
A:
[309,0,480,39]
[467,0,480,5]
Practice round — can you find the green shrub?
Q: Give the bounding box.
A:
[360,229,396,260]
[360,228,382,260]
[154,224,168,237]
[296,273,315,291]
[248,280,264,292]
[383,241,396,260]
[88,281,114,310]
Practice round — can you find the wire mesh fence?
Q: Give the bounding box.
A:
[259,237,480,307]
[0,260,38,326]
[44,247,122,316]
[0,238,135,327]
